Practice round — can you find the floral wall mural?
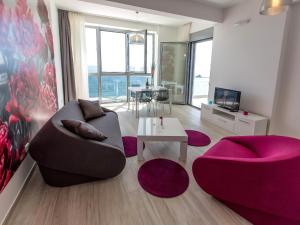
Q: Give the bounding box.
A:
[0,0,58,192]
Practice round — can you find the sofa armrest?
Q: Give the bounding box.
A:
[101,107,114,113]
[223,136,300,157]
[30,122,126,179]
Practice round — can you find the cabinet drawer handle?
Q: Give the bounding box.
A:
[239,119,250,124]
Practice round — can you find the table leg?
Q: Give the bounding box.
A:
[128,95,130,110]
[136,96,138,118]
[179,141,187,162]
[169,89,172,114]
[137,139,144,161]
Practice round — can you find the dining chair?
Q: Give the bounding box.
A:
[129,84,140,112]
[153,89,172,116]
[136,90,154,118]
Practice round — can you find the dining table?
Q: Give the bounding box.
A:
[128,86,169,118]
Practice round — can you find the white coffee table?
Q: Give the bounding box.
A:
[137,117,188,162]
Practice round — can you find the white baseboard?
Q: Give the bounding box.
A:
[0,156,35,225]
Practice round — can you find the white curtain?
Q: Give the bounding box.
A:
[68,12,89,99]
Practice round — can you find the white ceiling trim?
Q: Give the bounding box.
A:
[192,0,245,9]
[80,0,224,22]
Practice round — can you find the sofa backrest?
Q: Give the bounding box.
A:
[51,100,85,126]
[223,136,300,159]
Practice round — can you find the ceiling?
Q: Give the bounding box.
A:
[192,0,245,8]
[56,0,216,27]
[56,0,245,30]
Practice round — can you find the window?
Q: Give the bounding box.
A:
[128,32,146,72]
[147,34,154,73]
[101,76,127,102]
[101,31,126,72]
[85,27,98,99]
[86,27,97,74]
[88,75,99,99]
[85,27,155,102]
[130,75,152,87]
[190,39,213,108]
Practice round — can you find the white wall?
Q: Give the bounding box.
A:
[190,21,216,34]
[85,14,157,31]
[85,14,184,42]
[270,3,300,138]
[208,0,288,118]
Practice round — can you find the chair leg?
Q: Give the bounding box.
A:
[159,102,163,116]
[146,103,150,116]
[131,98,134,113]
[152,102,155,116]
[158,102,162,116]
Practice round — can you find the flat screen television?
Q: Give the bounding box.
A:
[214,87,241,112]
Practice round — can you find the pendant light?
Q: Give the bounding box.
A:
[259,0,293,16]
[129,33,145,45]
[129,11,145,45]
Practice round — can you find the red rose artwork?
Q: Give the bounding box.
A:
[10,0,46,58]
[43,62,57,93]
[0,1,10,52]
[0,0,58,192]
[45,24,54,58]
[0,120,13,192]
[37,0,49,24]
[6,64,40,124]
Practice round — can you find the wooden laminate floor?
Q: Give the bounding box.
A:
[5,104,252,225]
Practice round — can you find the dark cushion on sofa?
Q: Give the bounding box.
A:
[78,99,105,120]
[62,119,107,141]
[88,112,123,150]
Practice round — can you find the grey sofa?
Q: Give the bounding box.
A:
[29,100,126,187]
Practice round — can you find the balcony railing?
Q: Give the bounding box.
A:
[88,74,152,102]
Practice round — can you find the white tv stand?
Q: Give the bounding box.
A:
[201,103,268,135]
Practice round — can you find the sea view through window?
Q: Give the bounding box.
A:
[86,27,154,102]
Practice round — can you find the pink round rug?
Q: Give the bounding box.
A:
[185,130,211,147]
[138,158,189,198]
[122,136,144,157]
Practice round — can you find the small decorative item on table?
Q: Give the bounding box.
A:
[208,100,213,105]
[243,111,249,116]
[159,116,163,126]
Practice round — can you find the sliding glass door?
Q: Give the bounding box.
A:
[160,42,189,104]
[190,39,213,108]
[85,27,155,103]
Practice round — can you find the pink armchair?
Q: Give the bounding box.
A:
[192,136,300,225]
